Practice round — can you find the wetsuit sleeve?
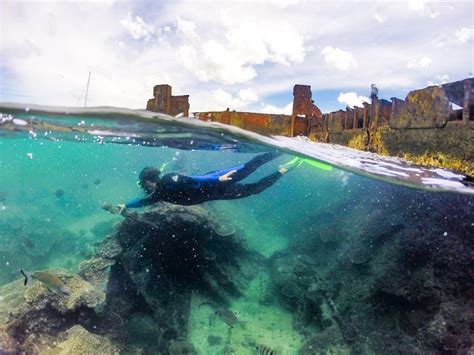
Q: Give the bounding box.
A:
[125,195,156,208]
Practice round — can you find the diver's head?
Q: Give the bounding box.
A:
[138,166,161,194]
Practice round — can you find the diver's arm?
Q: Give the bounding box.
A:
[102,194,156,215]
[125,195,156,208]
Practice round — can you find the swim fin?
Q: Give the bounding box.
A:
[279,157,303,172]
[299,158,333,171]
[284,156,333,171]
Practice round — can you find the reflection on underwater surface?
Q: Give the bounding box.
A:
[0,108,473,354]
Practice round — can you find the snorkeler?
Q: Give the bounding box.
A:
[103,152,301,213]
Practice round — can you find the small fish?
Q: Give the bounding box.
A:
[80,183,89,190]
[256,344,277,355]
[0,191,7,201]
[94,179,101,185]
[20,269,71,296]
[215,308,239,327]
[54,189,65,198]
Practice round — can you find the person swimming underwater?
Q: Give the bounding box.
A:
[103,152,301,214]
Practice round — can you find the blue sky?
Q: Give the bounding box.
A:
[0,0,473,114]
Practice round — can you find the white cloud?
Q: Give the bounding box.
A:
[0,2,196,108]
[407,57,432,69]
[374,11,385,23]
[259,23,306,65]
[455,27,474,44]
[408,0,439,18]
[120,12,154,41]
[428,74,450,86]
[260,102,293,114]
[177,20,306,84]
[238,88,259,103]
[178,45,198,71]
[373,4,386,23]
[195,88,259,111]
[255,0,300,7]
[199,40,257,84]
[409,0,425,11]
[337,92,370,108]
[177,18,197,38]
[211,89,237,110]
[321,47,358,72]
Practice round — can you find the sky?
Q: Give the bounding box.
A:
[0,0,473,114]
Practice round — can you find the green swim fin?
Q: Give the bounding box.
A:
[300,157,333,171]
[280,157,304,172]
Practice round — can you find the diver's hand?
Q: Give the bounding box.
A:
[218,170,237,182]
[102,203,126,215]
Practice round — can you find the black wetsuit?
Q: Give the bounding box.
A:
[126,152,282,207]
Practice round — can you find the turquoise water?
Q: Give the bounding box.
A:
[0,109,473,354]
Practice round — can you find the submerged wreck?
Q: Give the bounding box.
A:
[0,187,472,354]
[195,78,474,176]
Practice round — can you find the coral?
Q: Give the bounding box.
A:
[300,325,349,355]
[97,203,260,353]
[168,340,197,354]
[270,253,336,333]
[0,330,17,353]
[317,222,347,244]
[0,270,106,352]
[346,245,372,265]
[22,270,105,313]
[53,325,121,354]
[122,314,161,350]
[96,235,123,259]
[78,257,115,285]
[270,184,473,354]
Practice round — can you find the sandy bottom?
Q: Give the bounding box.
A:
[188,270,304,354]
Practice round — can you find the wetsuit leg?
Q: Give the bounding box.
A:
[193,151,280,183]
[230,151,280,182]
[221,171,283,199]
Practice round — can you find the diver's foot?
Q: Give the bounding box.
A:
[278,157,302,174]
[278,166,289,174]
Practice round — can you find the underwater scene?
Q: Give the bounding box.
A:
[0,106,473,355]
